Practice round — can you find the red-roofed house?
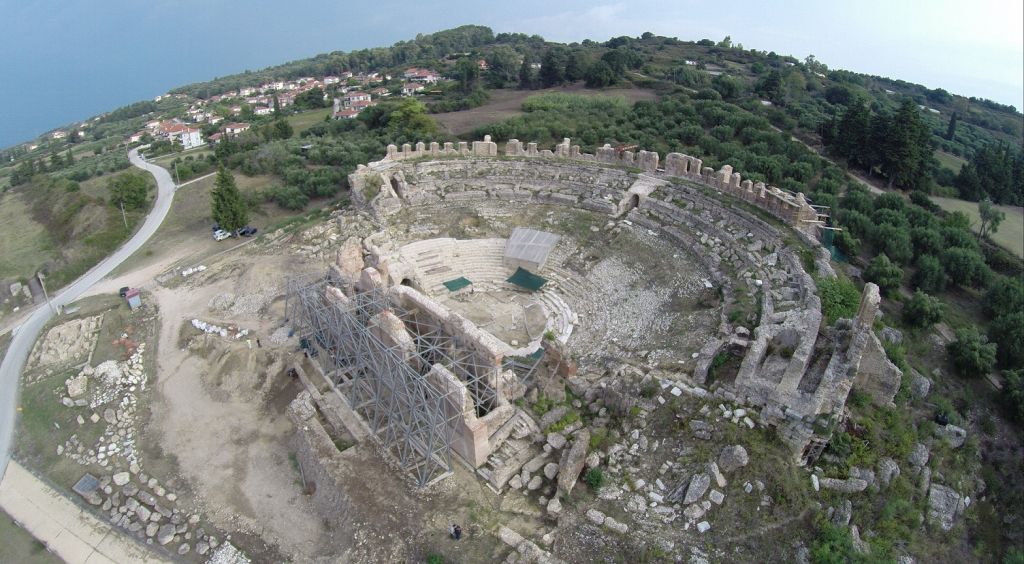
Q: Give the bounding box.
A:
[403,68,441,84]
[332,109,360,120]
[401,83,425,96]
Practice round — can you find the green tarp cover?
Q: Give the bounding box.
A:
[443,277,473,292]
[506,267,547,291]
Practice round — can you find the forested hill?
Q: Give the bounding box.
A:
[3,25,1022,205]
[170,25,1022,150]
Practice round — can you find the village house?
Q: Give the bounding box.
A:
[369,87,390,98]
[342,91,371,107]
[403,67,441,84]
[332,109,360,120]
[324,76,341,85]
[224,122,251,135]
[348,99,375,111]
[401,82,425,96]
[161,123,204,149]
[253,106,273,116]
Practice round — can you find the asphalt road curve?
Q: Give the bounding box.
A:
[0,148,176,479]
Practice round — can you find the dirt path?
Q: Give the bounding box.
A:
[771,127,886,196]
[145,254,328,559]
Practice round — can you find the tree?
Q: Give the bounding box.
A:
[945,111,958,141]
[755,71,785,104]
[454,57,480,93]
[911,254,948,294]
[564,52,585,82]
[273,118,293,140]
[902,290,944,327]
[539,49,566,87]
[211,166,248,233]
[384,98,439,140]
[107,172,148,211]
[941,246,990,289]
[711,75,742,100]
[272,95,281,116]
[485,46,520,88]
[1003,369,1024,423]
[518,56,535,89]
[295,87,328,109]
[871,224,914,265]
[990,312,1024,368]
[863,253,903,295]
[978,199,1005,238]
[584,60,616,88]
[984,276,1024,317]
[882,99,932,189]
[947,327,997,379]
[834,100,870,166]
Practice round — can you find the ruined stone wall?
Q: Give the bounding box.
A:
[288,393,358,530]
[363,136,819,228]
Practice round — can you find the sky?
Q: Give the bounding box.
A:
[0,0,1021,149]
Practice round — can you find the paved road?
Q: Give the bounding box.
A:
[1,461,172,563]
[0,148,176,480]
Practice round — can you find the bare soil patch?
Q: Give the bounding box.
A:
[433,85,659,136]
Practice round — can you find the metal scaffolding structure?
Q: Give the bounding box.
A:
[285,272,504,486]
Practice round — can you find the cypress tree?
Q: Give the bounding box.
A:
[211,166,248,233]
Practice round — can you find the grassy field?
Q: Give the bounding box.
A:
[149,147,213,170]
[110,171,302,276]
[287,108,332,134]
[0,169,150,326]
[931,195,1024,258]
[0,191,50,281]
[935,150,967,173]
[0,510,60,564]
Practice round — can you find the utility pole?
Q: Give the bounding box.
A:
[37,271,55,313]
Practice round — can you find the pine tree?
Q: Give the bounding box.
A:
[211,166,248,233]
[883,99,931,189]
[518,56,534,89]
[835,100,870,167]
[945,111,958,141]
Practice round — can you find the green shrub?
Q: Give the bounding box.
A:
[1002,370,1024,424]
[427,554,444,564]
[546,411,580,433]
[810,523,862,564]
[584,467,605,490]
[864,254,904,296]
[947,327,997,378]
[817,276,860,324]
[902,290,944,327]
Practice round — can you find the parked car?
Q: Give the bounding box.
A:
[213,229,231,241]
[119,286,130,298]
[238,226,258,237]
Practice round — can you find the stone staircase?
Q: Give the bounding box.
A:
[477,409,541,490]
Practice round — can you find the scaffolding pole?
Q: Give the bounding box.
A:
[285,273,505,487]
